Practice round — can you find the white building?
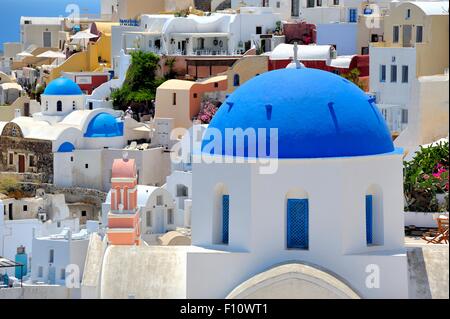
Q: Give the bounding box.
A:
[30,227,92,285]
[1,202,80,277]
[111,7,281,69]
[88,67,409,299]
[187,67,408,298]
[370,46,415,132]
[369,1,449,135]
[20,17,66,50]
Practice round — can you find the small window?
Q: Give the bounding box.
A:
[57,101,63,112]
[233,74,240,87]
[176,185,188,197]
[256,26,262,35]
[3,205,6,215]
[393,26,399,43]
[85,164,89,169]
[316,0,322,6]
[276,1,281,8]
[172,93,176,105]
[401,109,408,124]
[70,156,74,162]
[72,101,76,110]
[88,102,93,110]
[402,65,409,83]
[146,211,152,227]
[287,199,309,249]
[349,8,357,23]
[38,266,43,278]
[167,209,174,225]
[149,40,152,48]
[333,0,339,5]
[60,269,66,280]
[366,195,373,245]
[307,0,315,8]
[416,26,423,43]
[8,153,14,165]
[156,195,163,206]
[380,65,386,82]
[23,205,28,212]
[81,210,87,217]
[193,93,198,98]
[57,221,61,228]
[405,9,411,19]
[390,65,397,83]
[49,249,54,263]
[214,82,219,88]
[29,155,36,167]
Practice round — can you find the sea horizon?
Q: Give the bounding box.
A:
[0,0,100,51]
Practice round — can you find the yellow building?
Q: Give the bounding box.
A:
[117,0,194,20]
[224,55,268,94]
[45,22,119,83]
[375,1,449,77]
[155,75,227,129]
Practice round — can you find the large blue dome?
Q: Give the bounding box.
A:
[84,113,123,138]
[202,68,394,159]
[43,77,83,96]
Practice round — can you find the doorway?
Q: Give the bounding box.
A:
[18,155,25,173]
[43,31,52,48]
[8,203,13,220]
[403,25,412,47]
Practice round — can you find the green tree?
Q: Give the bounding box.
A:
[342,68,365,91]
[111,51,165,112]
[164,57,177,79]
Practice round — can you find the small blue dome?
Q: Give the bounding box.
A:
[84,113,123,138]
[43,77,83,96]
[202,68,394,159]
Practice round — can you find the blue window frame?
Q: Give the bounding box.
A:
[222,195,229,244]
[287,199,309,249]
[366,195,373,245]
[349,8,358,23]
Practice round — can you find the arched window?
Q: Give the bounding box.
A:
[286,189,309,249]
[233,74,240,87]
[366,185,384,246]
[213,183,229,245]
[56,101,63,112]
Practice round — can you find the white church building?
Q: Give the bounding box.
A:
[88,67,408,299]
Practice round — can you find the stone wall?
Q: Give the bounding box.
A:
[0,133,53,183]
[20,183,107,209]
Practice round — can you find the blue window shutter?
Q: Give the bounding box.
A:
[366,195,373,245]
[222,195,230,244]
[287,199,309,249]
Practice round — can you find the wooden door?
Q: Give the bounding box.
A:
[18,155,25,173]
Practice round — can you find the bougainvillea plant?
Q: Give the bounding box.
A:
[404,141,449,212]
[197,99,221,124]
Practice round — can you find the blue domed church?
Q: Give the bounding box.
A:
[187,68,408,298]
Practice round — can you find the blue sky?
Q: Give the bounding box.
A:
[0,0,100,51]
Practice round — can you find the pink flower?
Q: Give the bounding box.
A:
[423,174,430,180]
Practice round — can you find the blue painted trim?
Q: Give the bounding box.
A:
[222,195,229,244]
[57,142,75,153]
[366,195,373,245]
[287,199,309,249]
